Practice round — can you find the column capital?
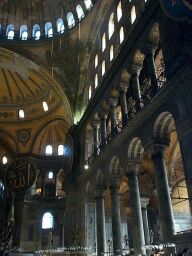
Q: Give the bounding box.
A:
[150,141,169,158]
[95,187,106,198]
[98,111,108,120]
[126,159,141,176]
[145,44,157,56]
[109,176,121,191]
[130,66,141,76]
[91,120,100,130]
[140,196,150,208]
[109,98,118,108]
[100,101,110,114]
[119,82,129,93]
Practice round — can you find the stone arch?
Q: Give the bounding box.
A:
[0,128,18,153]
[96,170,104,186]
[109,156,122,175]
[30,117,69,155]
[85,181,94,194]
[153,111,175,140]
[127,137,144,160]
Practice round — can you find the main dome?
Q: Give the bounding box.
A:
[0,0,94,40]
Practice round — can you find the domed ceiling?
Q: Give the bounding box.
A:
[0,47,73,157]
[0,0,95,40]
[0,67,61,123]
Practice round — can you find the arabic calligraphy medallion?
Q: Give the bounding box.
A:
[5,158,37,193]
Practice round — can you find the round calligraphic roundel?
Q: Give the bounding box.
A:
[5,158,37,193]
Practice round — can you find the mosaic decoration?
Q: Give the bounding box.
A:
[17,129,31,144]
[159,0,192,20]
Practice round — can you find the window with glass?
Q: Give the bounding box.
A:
[88,85,92,100]
[102,33,106,52]
[32,24,41,40]
[102,61,106,76]
[20,25,28,40]
[19,109,25,119]
[6,24,14,39]
[76,5,85,20]
[117,1,122,22]
[84,0,93,10]
[131,6,136,24]
[45,145,53,155]
[108,13,115,39]
[42,212,54,229]
[95,74,98,88]
[56,18,64,33]
[119,27,124,44]
[67,12,75,28]
[110,45,114,61]
[58,145,64,156]
[45,22,53,37]
[42,101,48,112]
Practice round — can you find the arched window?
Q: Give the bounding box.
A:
[76,5,85,20]
[84,0,93,10]
[95,54,98,68]
[110,45,114,61]
[48,171,54,179]
[56,18,64,33]
[42,212,54,229]
[102,61,105,76]
[42,101,48,112]
[6,24,14,39]
[45,22,53,37]
[32,24,41,40]
[102,33,106,52]
[2,156,7,165]
[131,6,136,24]
[45,145,53,155]
[58,145,64,156]
[117,1,122,22]
[20,25,28,40]
[108,13,114,39]
[119,27,124,44]
[95,74,98,88]
[67,12,75,28]
[88,85,92,100]
[19,109,25,119]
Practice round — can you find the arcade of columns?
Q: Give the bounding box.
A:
[79,36,192,255]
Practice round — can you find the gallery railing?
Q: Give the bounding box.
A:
[86,54,188,166]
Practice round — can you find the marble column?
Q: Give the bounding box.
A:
[127,163,146,255]
[98,112,108,147]
[109,99,118,137]
[140,197,150,245]
[13,192,25,247]
[110,180,122,256]
[127,215,134,249]
[177,133,192,212]
[131,68,142,111]
[151,145,175,242]
[145,46,159,95]
[95,189,106,256]
[91,121,100,156]
[119,83,128,127]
